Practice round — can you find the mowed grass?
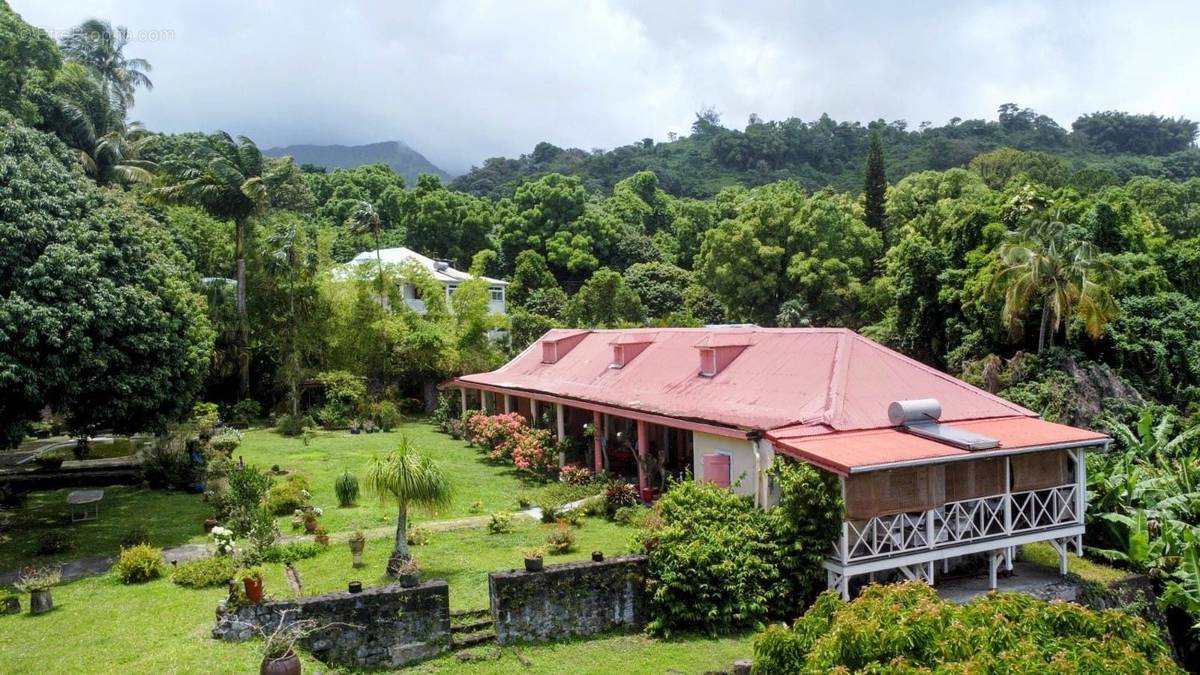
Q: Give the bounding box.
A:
[0,486,209,570]
[0,517,753,674]
[237,421,543,535]
[1019,541,1131,585]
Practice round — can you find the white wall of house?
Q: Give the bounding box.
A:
[691,431,758,498]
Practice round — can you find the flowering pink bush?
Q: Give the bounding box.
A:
[559,464,594,485]
[466,412,555,476]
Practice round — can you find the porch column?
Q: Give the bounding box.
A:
[636,419,648,493]
[555,403,565,441]
[460,387,468,413]
[530,399,539,427]
[592,410,603,472]
[504,394,514,414]
[483,391,493,414]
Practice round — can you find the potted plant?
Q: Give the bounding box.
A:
[349,420,362,435]
[2,594,19,615]
[522,547,545,573]
[204,517,219,533]
[242,566,265,604]
[313,526,329,546]
[15,566,60,615]
[247,608,355,675]
[394,558,420,588]
[302,509,320,534]
[347,531,366,568]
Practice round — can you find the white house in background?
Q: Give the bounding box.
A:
[348,247,508,316]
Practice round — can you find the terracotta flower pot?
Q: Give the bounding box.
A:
[29,589,53,615]
[260,650,301,675]
[304,520,317,534]
[243,577,264,604]
[204,518,219,533]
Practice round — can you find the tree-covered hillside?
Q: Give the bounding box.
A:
[266,140,451,185]
[453,105,1200,199]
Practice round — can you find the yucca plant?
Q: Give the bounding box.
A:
[334,471,359,508]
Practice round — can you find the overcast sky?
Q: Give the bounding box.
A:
[13,0,1200,174]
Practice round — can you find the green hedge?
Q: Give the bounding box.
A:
[752,581,1181,673]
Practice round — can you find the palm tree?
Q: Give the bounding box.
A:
[42,63,155,185]
[265,220,317,416]
[367,436,452,575]
[60,19,152,111]
[992,220,1116,352]
[156,132,268,398]
[344,200,386,302]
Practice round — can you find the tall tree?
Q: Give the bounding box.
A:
[0,117,212,447]
[264,218,317,416]
[367,436,453,576]
[59,19,152,111]
[993,220,1117,352]
[344,199,386,302]
[0,2,61,125]
[157,132,268,398]
[863,129,887,237]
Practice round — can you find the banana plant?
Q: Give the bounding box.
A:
[1163,529,1200,630]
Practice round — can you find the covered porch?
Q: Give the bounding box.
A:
[456,384,746,501]
[823,447,1089,600]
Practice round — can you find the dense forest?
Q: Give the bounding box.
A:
[454,105,1200,198]
[4,0,1200,642]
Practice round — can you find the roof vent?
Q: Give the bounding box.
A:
[433,260,450,272]
[891,398,999,451]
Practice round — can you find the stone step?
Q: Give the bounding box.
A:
[452,629,496,649]
[450,608,490,621]
[451,617,494,633]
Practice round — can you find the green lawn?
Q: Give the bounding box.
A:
[1019,541,1131,585]
[237,422,544,535]
[0,486,209,570]
[0,518,752,674]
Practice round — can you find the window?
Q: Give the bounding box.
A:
[447,284,458,296]
[610,345,625,368]
[699,348,717,376]
[490,287,504,302]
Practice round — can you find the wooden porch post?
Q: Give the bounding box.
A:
[530,399,539,427]
[555,403,565,441]
[636,419,648,493]
[460,387,468,413]
[592,410,603,472]
[504,394,513,414]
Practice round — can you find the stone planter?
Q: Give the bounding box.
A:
[524,557,543,573]
[591,551,604,562]
[29,589,53,615]
[2,596,19,615]
[260,650,301,675]
[348,581,363,593]
[348,540,365,568]
[398,573,419,588]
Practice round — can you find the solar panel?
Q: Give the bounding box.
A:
[903,420,999,450]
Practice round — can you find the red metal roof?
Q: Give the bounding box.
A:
[457,327,1034,432]
[766,416,1109,474]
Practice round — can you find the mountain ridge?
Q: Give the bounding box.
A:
[266,140,451,184]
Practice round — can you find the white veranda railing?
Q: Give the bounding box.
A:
[838,484,1079,563]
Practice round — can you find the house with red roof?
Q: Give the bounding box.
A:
[453,326,1108,598]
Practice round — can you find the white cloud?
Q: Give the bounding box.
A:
[11,0,1200,174]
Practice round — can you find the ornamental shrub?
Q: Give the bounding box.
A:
[334,471,359,507]
[275,414,315,437]
[639,480,781,636]
[465,412,556,476]
[172,555,237,588]
[752,581,1181,673]
[559,463,593,485]
[373,400,402,431]
[488,511,514,534]
[264,474,311,515]
[229,399,262,428]
[208,428,241,456]
[766,457,843,610]
[604,482,639,517]
[545,523,575,554]
[113,544,165,584]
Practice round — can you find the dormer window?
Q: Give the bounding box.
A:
[693,332,752,377]
[699,348,717,376]
[609,334,654,369]
[540,330,589,364]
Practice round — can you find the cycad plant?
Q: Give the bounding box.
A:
[367,436,452,576]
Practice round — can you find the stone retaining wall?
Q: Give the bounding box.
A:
[488,555,647,645]
[212,581,450,669]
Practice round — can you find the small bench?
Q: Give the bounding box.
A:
[67,489,104,522]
